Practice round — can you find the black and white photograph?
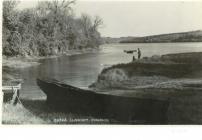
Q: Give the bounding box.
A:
[1,0,202,125]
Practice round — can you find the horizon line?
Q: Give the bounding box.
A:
[101,29,202,38]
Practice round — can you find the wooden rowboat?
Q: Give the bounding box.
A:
[124,50,137,54]
[37,78,169,123]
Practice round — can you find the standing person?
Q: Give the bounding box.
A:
[132,55,136,62]
[137,48,141,59]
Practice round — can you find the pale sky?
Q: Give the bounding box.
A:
[17,0,202,37]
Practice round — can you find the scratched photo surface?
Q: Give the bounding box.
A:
[2,0,202,124]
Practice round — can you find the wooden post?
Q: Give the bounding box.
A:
[10,88,20,105]
[13,89,20,105]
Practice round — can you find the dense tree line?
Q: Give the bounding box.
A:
[3,0,103,57]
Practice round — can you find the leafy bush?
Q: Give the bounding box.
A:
[3,0,103,57]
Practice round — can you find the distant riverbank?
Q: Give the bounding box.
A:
[102,30,202,44]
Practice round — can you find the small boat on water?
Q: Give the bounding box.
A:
[124,50,137,54]
[37,78,169,123]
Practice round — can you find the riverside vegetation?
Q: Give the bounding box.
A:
[2,0,104,124]
[3,0,103,58]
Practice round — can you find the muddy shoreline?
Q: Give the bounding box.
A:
[2,48,100,69]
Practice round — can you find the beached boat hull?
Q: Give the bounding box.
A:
[37,78,169,124]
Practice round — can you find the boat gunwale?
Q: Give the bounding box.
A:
[37,78,170,103]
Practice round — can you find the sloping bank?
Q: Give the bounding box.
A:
[90,52,202,124]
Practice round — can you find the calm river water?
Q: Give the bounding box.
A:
[16,43,202,100]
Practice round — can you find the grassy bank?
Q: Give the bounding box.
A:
[2,103,45,124]
[91,52,202,89]
[90,52,202,124]
[2,100,109,124]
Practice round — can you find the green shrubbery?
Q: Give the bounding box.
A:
[3,0,103,57]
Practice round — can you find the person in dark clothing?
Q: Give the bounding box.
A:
[132,55,136,62]
[137,48,141,59]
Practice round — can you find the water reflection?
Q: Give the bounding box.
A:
[16,43,202,99]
